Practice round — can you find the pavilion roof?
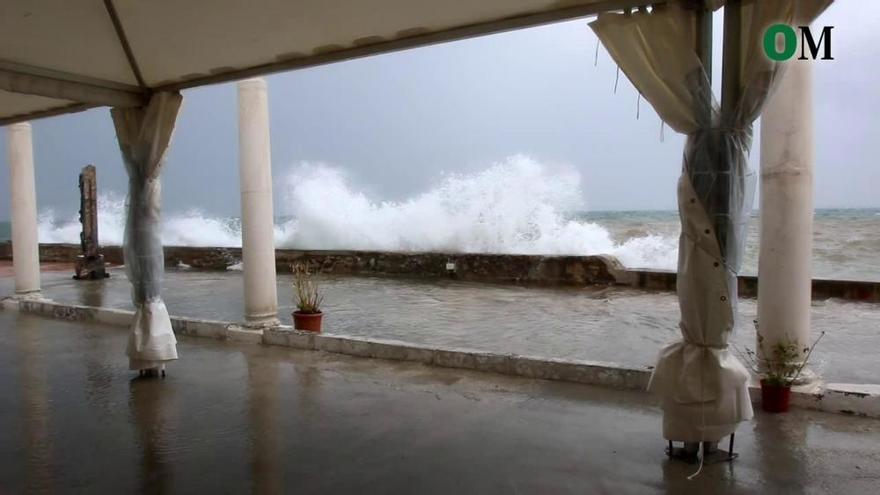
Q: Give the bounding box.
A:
[0,0,657,125]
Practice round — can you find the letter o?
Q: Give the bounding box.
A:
[764,24,797,61]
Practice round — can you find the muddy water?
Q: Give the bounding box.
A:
[9,268,880,384]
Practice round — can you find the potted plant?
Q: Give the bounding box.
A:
[738,323,825,413]
[291,263,324,332]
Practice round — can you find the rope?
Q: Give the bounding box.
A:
[613,66,621,94]
[594,38,600,66]
[636,93,641,120]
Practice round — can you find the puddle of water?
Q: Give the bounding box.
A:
[17,269,880,384]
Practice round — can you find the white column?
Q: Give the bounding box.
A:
[758,60,814,373]
[6,122,41,297]
[237,78,279,326]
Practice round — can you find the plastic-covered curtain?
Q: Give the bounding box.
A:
[590,0,830,441]
[111,92,182,371]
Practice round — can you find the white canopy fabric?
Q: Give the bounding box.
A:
[0,0,657,126]
[2,0,668,375]
[591,0,831,442]
[112,92,182,371]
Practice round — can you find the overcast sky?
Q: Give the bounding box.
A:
[0,1,876,221]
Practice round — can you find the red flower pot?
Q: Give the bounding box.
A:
[760,379,792,413]
[293,311,323,333]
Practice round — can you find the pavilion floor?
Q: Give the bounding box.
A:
[2,310,879,494]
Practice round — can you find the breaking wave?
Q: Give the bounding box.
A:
[34,156,679,269]
[36,195,241,248]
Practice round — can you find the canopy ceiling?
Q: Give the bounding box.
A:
[0,0,659,126]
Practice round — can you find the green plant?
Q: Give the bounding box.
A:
[737,321,825,387]
[292,263,323,314]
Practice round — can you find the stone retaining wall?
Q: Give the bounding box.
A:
[3,242,880,302]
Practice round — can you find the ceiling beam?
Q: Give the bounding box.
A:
[159,0,665,91]
[0,61,145,108]
[103,0,147,88]
[0,102,96,127]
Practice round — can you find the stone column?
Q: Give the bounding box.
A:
[758,59,814,374]
[6,122,41,297]
[237,78,279,326]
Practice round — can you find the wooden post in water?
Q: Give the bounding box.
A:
[74,164,108,279]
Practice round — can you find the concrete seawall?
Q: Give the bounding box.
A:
[2,242,880,302]
[3,296,878,419]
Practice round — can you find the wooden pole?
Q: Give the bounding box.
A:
[74,164,108,279]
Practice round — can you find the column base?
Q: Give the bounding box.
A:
[758,365,818,386]
[243,314,280,329]
[12,290,43,301]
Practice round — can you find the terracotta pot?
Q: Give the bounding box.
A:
[292,311,323,333]
[760,379,792,413]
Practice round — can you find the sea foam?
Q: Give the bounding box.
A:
[34,156,678,269]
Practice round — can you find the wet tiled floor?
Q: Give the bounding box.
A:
[2,310,879,494]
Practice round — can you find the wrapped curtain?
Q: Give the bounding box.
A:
[111,92,183,371]
[591,0,831,441]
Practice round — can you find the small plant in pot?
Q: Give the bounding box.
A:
[738,322,825,413]
[291,263,324,332]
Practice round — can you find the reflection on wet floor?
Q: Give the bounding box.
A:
[17,316,54,493]
[2,311,879,494]
[10,268,880,384]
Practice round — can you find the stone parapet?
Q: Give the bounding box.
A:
[3,242,880,302]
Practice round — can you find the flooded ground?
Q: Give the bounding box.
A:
[2,310,879,494]
[3,266,879,384]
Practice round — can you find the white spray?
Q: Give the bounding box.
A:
[35,156,678,269]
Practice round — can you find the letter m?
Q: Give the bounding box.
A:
[799,26,833,60]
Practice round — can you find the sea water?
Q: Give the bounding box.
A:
[2,156,878,281]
